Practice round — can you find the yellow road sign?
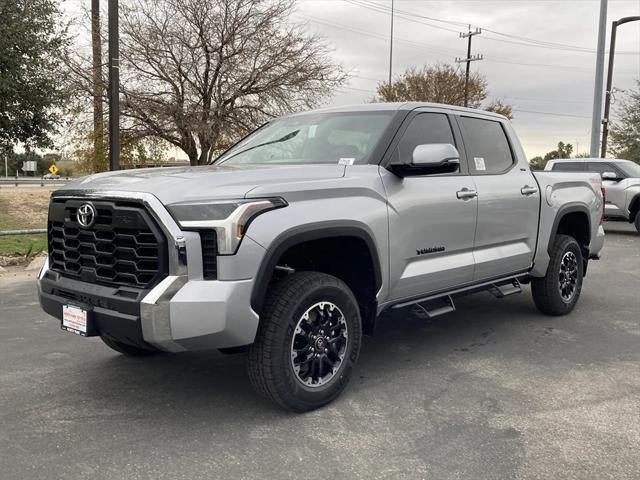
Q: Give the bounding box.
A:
[48,164,59,175]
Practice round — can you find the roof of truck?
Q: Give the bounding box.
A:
[285,102,508,120]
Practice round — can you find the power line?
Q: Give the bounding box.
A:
[490,95,591,105]
[295,13,460,56]
[513,109,591,119]
[298,13,634,74]
[343,0,639,55]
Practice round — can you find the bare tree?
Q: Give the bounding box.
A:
[65,0,345,166]
[80,0,342,165]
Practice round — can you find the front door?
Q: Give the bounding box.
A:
[586,161,627,218]
[381,111,478,301]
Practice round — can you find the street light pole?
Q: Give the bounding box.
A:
[600,16,640,158]
[590,0,608,157]
[388,0,394,86]
[108,0,120,171]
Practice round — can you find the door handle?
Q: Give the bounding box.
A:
[456,188,478,200]
[520,185,538,196]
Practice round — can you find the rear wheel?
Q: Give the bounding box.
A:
[634,210,640,234]
[531,234,584,316]
[247,272,362,412]
[100,335,161,356]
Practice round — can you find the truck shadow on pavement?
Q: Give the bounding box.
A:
[77,290,541,416]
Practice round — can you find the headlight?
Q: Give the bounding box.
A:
[167,198,287,254]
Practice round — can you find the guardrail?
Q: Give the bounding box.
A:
[0,229,47,236]
[0,178,71,187]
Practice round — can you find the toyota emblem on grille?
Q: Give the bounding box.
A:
[77,203,96,228]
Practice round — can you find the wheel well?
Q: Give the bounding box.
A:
[629,195,640,222]
[555,211,590,248]
[553,211,591,274]
[262,235,379,335]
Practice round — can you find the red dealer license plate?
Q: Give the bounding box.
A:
[62,305,90,336]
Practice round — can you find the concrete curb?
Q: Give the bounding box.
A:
[25,256,46,271]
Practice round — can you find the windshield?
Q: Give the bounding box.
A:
[616,161,640,178]
[215,111,396,165]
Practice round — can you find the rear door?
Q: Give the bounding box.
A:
[381,110,478,301]
[458,115,540,281]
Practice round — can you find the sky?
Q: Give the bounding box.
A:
[60,0,640,160]
[293,0,640,158]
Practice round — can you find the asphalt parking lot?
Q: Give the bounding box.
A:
[1,223,638,480]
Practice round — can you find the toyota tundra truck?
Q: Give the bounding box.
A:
[38,103,605,412]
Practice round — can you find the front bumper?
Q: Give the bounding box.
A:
[37,190,262,352]
[38,256,260,352]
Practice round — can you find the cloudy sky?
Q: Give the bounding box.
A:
[293,0,640,157]
[61,0,640,159]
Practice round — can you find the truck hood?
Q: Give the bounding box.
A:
[57,163,346,204]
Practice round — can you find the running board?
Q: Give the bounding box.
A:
[395,295,456,319]
[488,279,522,298]
[386,272,528,315]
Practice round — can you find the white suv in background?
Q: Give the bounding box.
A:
[546,158,640,233]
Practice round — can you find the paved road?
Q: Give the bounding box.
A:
[1,223,639,480]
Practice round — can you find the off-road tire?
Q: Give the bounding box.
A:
[247,272,362,412]
[531,234,584,316]
[100,335,161,356]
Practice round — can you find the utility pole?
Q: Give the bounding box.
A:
[388,0,394,86]
[601,15,640,158]
[91,0,104,171]
[456,25,483,107]
[590,0,608,157]
[108,0,120,171]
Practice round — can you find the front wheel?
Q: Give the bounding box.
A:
[247,272,362,412]
[634,210,640,234]
[531,234,584,316]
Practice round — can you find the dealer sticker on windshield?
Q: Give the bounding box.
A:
[474,157,486,171]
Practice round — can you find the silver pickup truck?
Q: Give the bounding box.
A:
[38,103,605,411]
[546,158,640,232]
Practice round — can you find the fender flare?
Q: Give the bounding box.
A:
[250,221,383,314]
[547,204,592,255]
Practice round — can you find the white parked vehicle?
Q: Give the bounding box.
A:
[546,158,640,233]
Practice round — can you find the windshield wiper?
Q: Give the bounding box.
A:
[218,130,300,164]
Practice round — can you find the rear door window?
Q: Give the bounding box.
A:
[459,117,514,174]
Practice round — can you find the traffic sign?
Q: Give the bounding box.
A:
[49,164,59,175]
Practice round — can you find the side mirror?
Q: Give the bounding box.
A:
[601,171,618,181]
[412,144,460,167]
[391,143,460,177]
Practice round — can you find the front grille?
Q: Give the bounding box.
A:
[48,199,168,289]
